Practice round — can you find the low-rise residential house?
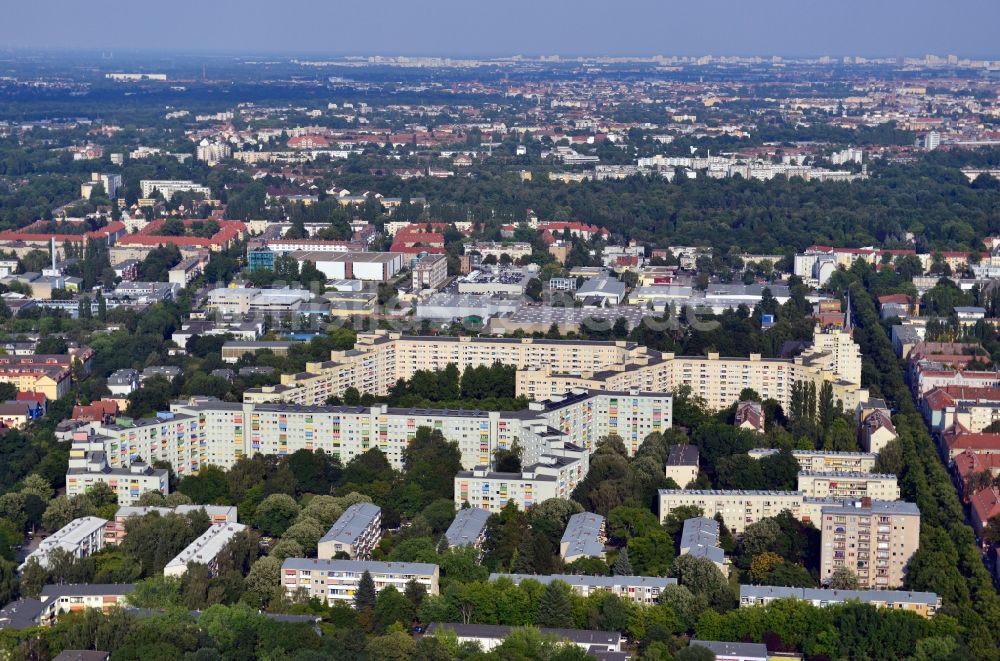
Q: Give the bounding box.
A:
[665,444,699,488]
[735,401,764,433]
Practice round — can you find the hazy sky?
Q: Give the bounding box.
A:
[3,0,999,57]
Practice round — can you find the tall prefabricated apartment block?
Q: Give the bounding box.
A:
[819,499,921,589]
[242,327,867,414]
[163,523,248,578]
[82,389,670,478]
[748,449,879,473]
[281,558,440,605]
[317,503,381,560]
[739,585,941,618]
[796,471,901,501]
[490,573,674,605]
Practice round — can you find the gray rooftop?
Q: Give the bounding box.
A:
[561,512,606,559]
[820,499,920,517]
[667,444,699,467]
[490,573,675,589]
[320,503,381,545]
[282,558,438,575]
[444,508,491,548]
[739,584,941,607]
[690,640,768,658]
[426,622,621,647]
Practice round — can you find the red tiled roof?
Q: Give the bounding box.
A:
[970,487,1000,526]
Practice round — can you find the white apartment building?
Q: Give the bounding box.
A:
[739,585,940,618]
[21,517,108,570]
[797,471,900,501]
[38,584,134,626]
[139,179,212,199]
[163,522,248,578]
[658,490,807,535]
[281,558,440,604]
[66,440,169,505]
[748,449,878,473]
[819,499,921,589]
[491,573,674,605]
[317,503,381,560]
[455,450,587,513]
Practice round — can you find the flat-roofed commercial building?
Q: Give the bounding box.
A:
[797,471,900,500]
[221,341,297,363]
[163,522,248,578]
[281,558,439,605]
[21,517,108,570]
[444,507,491,551]
[560,512,606,562]
[748,448,878,473]
[658,489,806,535]
[819,499,921,589]
[739,584,941,618]
[490,573,674,605]
[318,503,381,560]
[287,250,404,281]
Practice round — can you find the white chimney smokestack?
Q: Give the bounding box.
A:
[51,236,56,271]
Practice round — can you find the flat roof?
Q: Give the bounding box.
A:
[740,584,940,606]
[490,573,675,589]
[426,623,621,646]
[282,558,438,575]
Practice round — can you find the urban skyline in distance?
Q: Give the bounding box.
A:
[2,0,999,58]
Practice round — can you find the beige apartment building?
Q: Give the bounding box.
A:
[244,327,867,416]
[281,558,439,605]
[797,471,900,500]
[748,449,879,473]
[819,499,921,589]
[658,490,806,535]
[317,503,382,560]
